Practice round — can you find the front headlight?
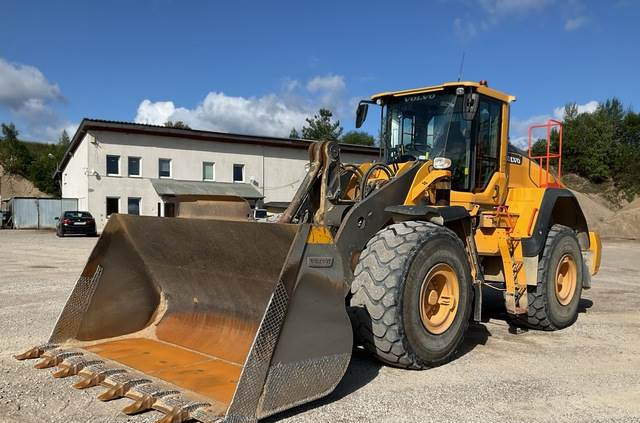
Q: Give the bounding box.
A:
[433,157,452,170]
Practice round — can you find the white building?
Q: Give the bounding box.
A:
[55,119,378,230]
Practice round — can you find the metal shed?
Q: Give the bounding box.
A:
[7,197,78,229]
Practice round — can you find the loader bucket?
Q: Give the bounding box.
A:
[17,214,352,423]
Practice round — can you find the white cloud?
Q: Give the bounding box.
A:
[477,0,553,19]
[553,100,598,120]
[0,58,75,142]
[136,93,310,137]
[306,74,346,107]
[453,17,478,40]
[37,121,79,143]
[0,58,62,111]
[136,74,352,138]
[564,16,588,30]
[306,75,345,94]
[510,114,551,149]
[453,0,555,39]
[511,100,599,148]
[135,100,176,125]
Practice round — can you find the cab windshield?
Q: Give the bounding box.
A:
[384,91,472,189]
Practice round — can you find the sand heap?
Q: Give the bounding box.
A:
[601,198,640,239]
[0,165,47,200]
[570,190,615,234]
[570,189,640,239]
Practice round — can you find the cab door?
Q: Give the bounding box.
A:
[450,96,509,209]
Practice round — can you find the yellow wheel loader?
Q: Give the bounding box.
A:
[17,81,602,423]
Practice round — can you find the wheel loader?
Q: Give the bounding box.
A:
[17,80,602,423]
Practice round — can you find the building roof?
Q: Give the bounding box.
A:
[54,119,379,179]
[150,179,264,199]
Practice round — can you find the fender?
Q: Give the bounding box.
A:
[521,188,589,257]
[385,205,469,225]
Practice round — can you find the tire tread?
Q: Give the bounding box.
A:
[515,224,580,331]
[349,221,468,369]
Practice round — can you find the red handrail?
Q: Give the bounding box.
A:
[528,119,563,187]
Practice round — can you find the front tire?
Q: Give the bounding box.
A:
[349,221,472,369]
[516,224,583,330]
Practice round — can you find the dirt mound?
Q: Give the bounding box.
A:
[562,173,627,210]
[619,197,640,212]
[571,190,640,240]
[570,190,614,234]
[602,206,640,239]
[0,165,48,200]
[563,174,640,239]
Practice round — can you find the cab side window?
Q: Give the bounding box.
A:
[475,98,501,191]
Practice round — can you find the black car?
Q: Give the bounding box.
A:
[56,211,97,237]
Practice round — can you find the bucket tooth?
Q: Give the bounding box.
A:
[122,383,180,415]
[34,350,83,369]
[15,343,58,361]
[74,364,126,389]
[122,397,155,415]
[53,357,103,378]
[153,395,212,423]
[98,372,151,401]
[154,410,191,423]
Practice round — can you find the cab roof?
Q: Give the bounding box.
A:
[371,81,516,104]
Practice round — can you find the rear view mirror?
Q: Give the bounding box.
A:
[355,102,369,128]
[463,93,479,121]
[54,216,59,220]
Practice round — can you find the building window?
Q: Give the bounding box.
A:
[233,164,244,182]
[128,157,141,177]
[203,162,215,181]
[128,197,141,215]
[106,197,119,216]
[106,155,120,176]
[159,158,171,178]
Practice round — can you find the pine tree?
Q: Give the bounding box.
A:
[289,128,300,138]
[301,109,343,141]
[0,123,31,175]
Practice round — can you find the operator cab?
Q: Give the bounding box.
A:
[356,81,515,194]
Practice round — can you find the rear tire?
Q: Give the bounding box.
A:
[515,224,583,330]
[56,228,64,237]
[349,221,472,369]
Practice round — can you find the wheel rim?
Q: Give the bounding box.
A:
[419,263,460,335]
[555,254,577,306]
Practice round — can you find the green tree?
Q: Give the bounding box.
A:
[289,128,300,138]
[556,98,640,198]
[164,120,191,129]
[301,108,343,141]
[28,152,59,195]
[0,123,32,175]
[341,130,375,146]
[58,130,71,151]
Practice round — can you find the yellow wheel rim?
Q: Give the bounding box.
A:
[555,254,577,306]
[419,263,460,335]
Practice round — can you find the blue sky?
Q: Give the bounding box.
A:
[1,0,639,146]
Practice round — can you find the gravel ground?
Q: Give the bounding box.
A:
[1,230,639,423]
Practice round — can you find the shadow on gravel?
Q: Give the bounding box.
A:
[263,349,382,422]
[578,298,593,313]
[267,282,593,421]
[480,285,510,323]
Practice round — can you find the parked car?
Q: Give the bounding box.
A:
[56,211,97,237]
